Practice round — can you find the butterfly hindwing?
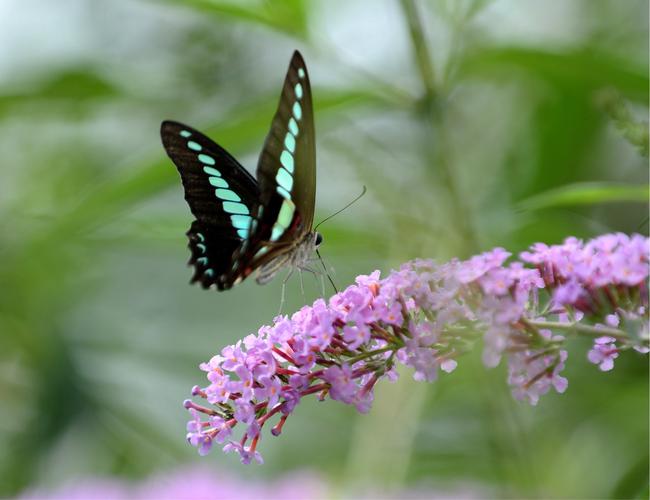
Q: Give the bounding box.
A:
[161,121,260,289]
[186,219,235,289]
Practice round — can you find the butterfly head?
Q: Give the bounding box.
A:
[315,232,323,247]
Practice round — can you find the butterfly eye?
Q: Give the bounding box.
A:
[315,232,323,246]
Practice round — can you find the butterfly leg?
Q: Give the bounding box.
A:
[278,267,295,315]
[299,268,306,299]
[297,265,326,298]
[305,266,325,298]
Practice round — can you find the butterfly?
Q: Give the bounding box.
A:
[160,50,322,291]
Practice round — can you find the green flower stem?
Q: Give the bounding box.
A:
[525,319,630,341]
[346,345,400,364]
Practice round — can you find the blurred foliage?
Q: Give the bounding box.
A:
[0,0,647,498]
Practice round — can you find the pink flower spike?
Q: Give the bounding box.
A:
[182,232,648,463]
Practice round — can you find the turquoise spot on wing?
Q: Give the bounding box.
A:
[236,229,248,239]
[208,176,228,188]
[254,247,269,258]
[187,141,202,151]
[275,167,293,192]
[270,225,284,242]
[196,233,205,242]
[197,243,206,253]
[277,186,290,199]
[288,118,299,136]
[204,269,214,277]
[203,166,221,177]
[284,133,296,153]
[197,257,208,265]
[292,102,302,120]
[277,198,296,228]
[298,68,305,79]
[198,154,215,165]
[231,215,251,230]
[295,83,303,99]
[280,150,294,173]
[180,130,192,138]
[222,201,249,215]
[215,189,241,202]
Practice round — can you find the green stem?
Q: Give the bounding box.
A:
[525,319,630,341]
[346,345,399,364]
[399,0,436,104]
[399,0,479,255]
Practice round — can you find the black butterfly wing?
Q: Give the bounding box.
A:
[256,50,316,234]
[224,51,317,284]
[161,120,260,290]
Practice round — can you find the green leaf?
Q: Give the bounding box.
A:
[517,182,649,211]
[460,47,649,104]
[0,67,122,118]
[609,452,649,499]
[159,0,309,39]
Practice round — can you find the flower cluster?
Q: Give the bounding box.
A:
[185,233,648,463]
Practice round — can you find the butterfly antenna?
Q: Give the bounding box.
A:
[314,186,367,231]
[312,186,365,295]
[316,249,338,294]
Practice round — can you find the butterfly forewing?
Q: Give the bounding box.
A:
[255,50,316,243]
[224,51,317,284]
[161,120,260,289]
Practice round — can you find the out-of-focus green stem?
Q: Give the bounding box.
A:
[401,0,479,256]
[344,2,482,492]
[527,319,630,341]
[399,0,436,105]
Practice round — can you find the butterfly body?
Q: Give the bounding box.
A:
[161,51,319,291]
[254,231,321,285]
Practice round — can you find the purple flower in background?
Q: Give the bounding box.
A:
[19,467,330,499]
[184,233,649,464]
[19,465,491,499]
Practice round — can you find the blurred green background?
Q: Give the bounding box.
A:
[0,0,648,498]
